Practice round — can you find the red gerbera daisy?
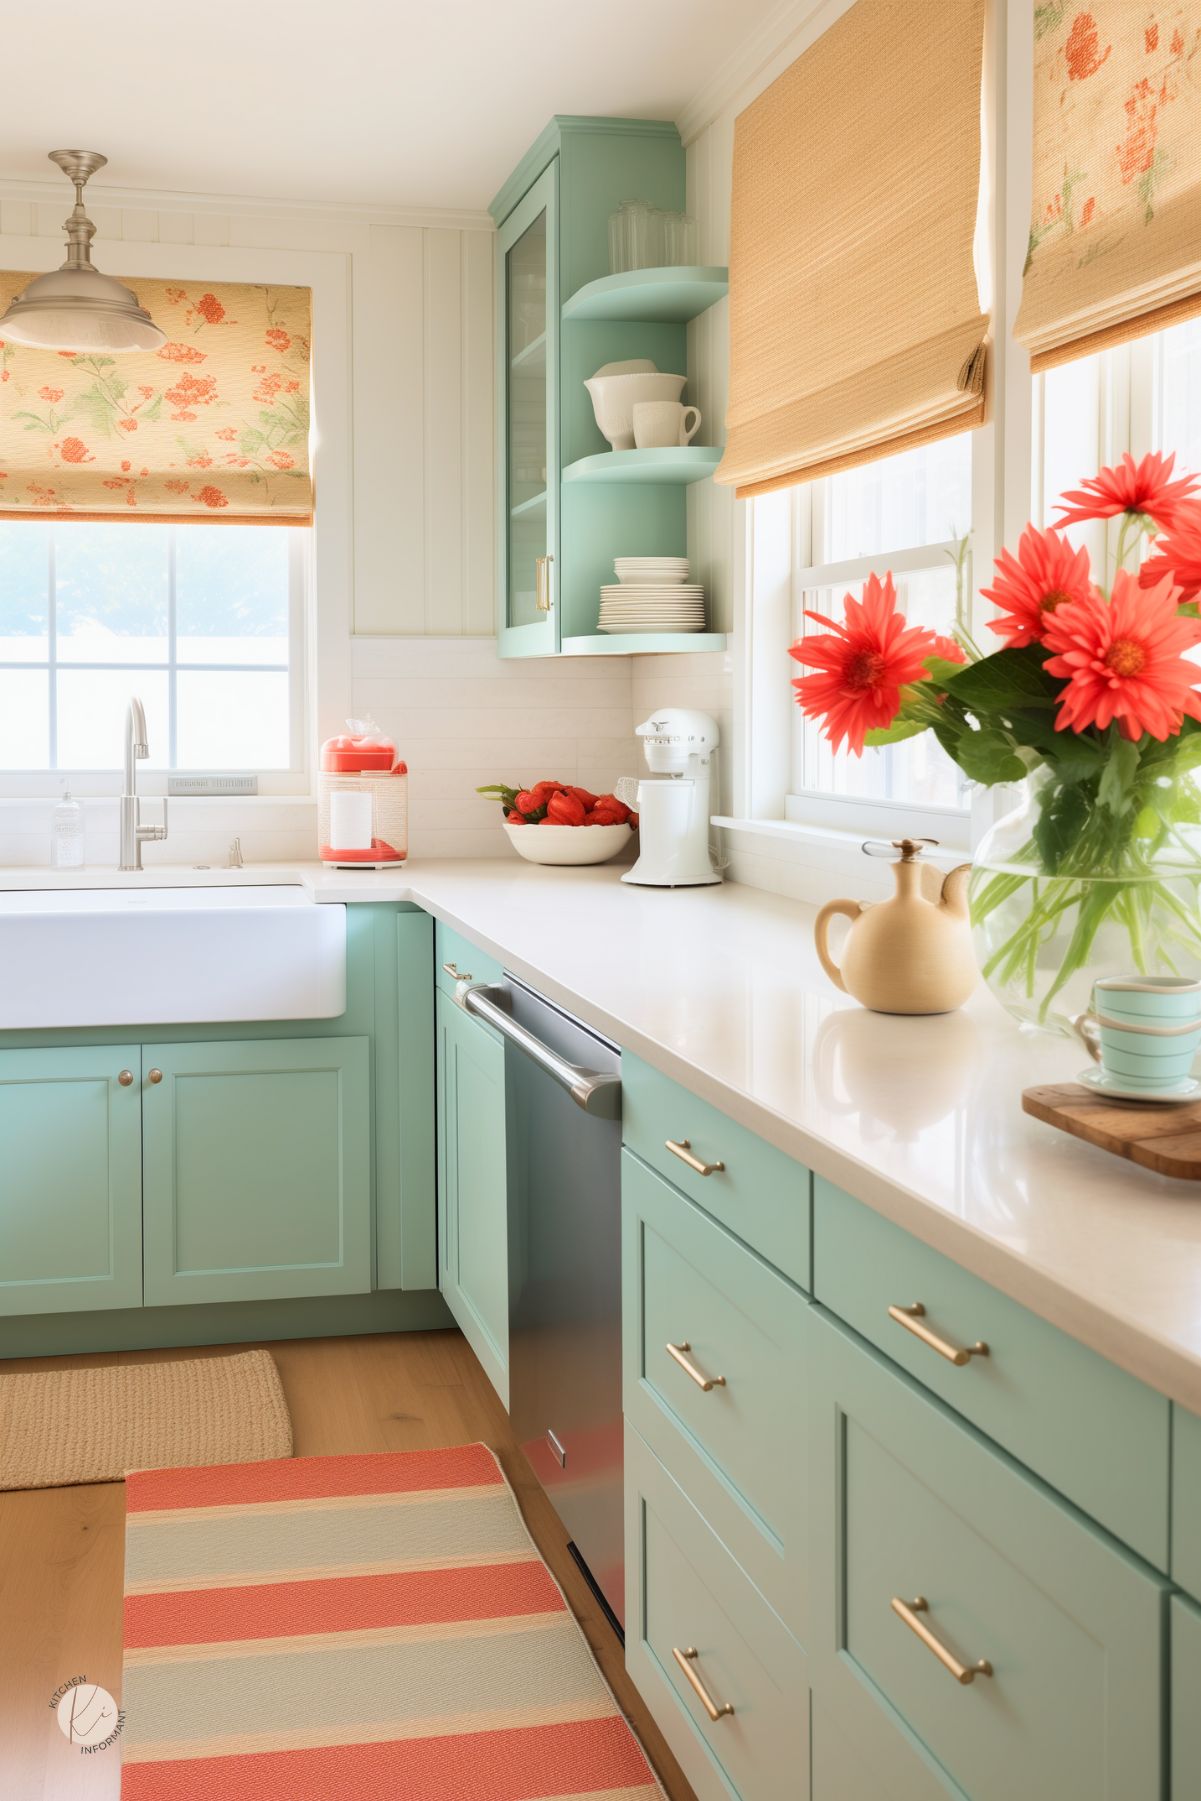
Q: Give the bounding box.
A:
[1042,571,1201,741]
[982,524,1094,648]
[789,572,937,756]
[929,633,968,666]
[1055,451,1200,532]
[1139,500,1201,602]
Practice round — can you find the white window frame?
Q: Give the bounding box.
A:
[0,232,351,804]
[724,0,1032,881]
[0,523,309,796]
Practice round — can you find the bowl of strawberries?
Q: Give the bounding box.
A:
[477,779,637,866]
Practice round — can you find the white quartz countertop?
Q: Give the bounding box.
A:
[6,856,1201,1409]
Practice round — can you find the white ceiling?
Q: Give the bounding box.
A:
[1,0,785,213]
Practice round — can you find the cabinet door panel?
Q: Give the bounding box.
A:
[142,1037,371,1306]
[0,1046,142,1316]
[436,993,508,1403]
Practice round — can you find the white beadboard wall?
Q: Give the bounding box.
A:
[0,184,495,638]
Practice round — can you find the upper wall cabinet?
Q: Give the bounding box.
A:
[491,117,727,659]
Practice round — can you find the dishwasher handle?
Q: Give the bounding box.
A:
[457,982,621,1119]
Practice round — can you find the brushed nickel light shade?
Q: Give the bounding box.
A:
[0,151,165,353]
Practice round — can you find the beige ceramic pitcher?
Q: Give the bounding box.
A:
[813,838,976,1015]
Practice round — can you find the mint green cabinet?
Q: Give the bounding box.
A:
[435,991,508,1404]
[622,1149,809,1646]
[497,160,559,657]
[142,1037,371,1306]
[490,117,725,659]
[0,1046,142,1316]
[809,1308,1167,1801]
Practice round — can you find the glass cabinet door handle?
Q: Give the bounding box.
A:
[535,554,554,612]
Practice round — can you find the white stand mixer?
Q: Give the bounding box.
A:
[619,709,722,887]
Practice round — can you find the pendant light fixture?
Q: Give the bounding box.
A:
[0,151,165,353]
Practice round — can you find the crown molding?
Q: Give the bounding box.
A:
[676,0,854,144]
[0,175,494,235]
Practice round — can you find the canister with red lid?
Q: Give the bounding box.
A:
[317,720,408,867]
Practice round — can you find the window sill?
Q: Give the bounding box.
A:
[713,815,970,906]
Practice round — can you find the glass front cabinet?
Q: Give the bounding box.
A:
[490,117,728,659]
[497,161,559,657]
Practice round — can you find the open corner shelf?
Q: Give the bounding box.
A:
[563,446,722,487]
[561,631,727,657]
[562,265,729,324]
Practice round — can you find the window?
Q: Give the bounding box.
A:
[780,433,974,839]
[0,521,305,780]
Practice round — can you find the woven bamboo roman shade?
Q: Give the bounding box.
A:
[1016,5,1201,371]
[0,277,311,520]
[715,0,988,499]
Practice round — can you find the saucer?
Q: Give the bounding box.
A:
[1077,1066,1201,1104]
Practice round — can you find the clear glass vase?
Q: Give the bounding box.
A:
[969,758,1201,1035]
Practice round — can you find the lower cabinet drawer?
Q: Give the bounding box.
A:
[623,1149,809,1646]
[625,1421,809,1801]
[622,1053,810,1289]
[809,1309,1167,1801]
[814,1177,1170,1568]
[1172,1595,1201,1801]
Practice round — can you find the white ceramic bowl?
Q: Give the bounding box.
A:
[503,822,632,866]
[584,372,686,451]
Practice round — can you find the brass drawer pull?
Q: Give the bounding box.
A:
[665,1138,725,1178]
[666,1341,726,1393]
[891,1595,992,1685]
[672,1646,735,1721]
[888,1302,988,1367]
[442,960,471,982]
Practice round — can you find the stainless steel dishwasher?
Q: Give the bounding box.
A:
[457,972,624,1631]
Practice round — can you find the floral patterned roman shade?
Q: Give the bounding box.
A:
[0,278,311,520]
[1016,4,1201,370]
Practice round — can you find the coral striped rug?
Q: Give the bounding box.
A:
[121,1443,662,1800]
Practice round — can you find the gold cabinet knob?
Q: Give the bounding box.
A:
[118,1069,134,1087]
[147,1068,163,1085]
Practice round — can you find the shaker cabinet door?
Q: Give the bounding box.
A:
[141,1037,371,1306]
[0,1046,142,1316]
[496,158,559,657]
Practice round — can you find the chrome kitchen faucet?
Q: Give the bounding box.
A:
[119,696,168,871]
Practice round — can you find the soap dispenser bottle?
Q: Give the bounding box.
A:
[52,789,84,869]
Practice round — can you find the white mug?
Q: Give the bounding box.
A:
[632,400,701,449]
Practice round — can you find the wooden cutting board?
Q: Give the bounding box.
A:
[1022,1082,1201,1180]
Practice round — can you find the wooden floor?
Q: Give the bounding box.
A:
[0,1328,693,1801]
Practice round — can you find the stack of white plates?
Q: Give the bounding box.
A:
[600,556,706,633]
